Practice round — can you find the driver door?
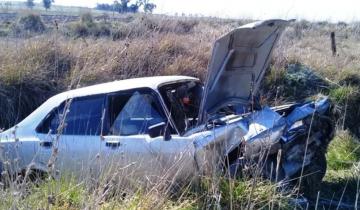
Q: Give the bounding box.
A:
[100,88,179,181]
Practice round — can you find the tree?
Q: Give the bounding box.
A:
[95,0,150,14]
[137,0,156,13]
[96,3,113,11]
[128,4,139,13]
[113,0,121,12]
[143,2,156,13]
[43,0,54,10]
[120,0,130,13]
[26,0,35,9]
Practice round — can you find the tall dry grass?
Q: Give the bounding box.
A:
[2,14,360,130]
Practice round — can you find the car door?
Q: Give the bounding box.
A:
[36,95,106,177]
[146,134,196,182]
[100,88,196,182]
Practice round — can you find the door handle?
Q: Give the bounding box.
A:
[105,141,121,148]
[40,141,53,148]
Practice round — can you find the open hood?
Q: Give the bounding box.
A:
[198,19,289,124]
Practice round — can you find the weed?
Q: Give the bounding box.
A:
[327,130,360,170]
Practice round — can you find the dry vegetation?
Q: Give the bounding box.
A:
[1,12,360,209]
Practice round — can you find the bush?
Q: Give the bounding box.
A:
[93,22,111,37]
[13,13,46,35]
[329,74,360,137]
[68,13,111,38]
[139,16,198,34]
[71,22,90,37]
[80,12,95,27]
[261,64,328,104]
[0,40,72,128]
[326,131,360,170]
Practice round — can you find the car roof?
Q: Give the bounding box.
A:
[57,75,198,99]
[3,76,198,134]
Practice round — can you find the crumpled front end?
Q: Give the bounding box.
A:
[226,96,334,193]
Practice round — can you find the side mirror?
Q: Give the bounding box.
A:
[148,122,171,141]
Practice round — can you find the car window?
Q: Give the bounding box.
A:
[108,90,166,136]
[159,81,203,134]
[37,95,105,135]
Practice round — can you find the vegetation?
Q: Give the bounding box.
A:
[96,0,157,13]
[25,0,35,9]
[12,13,46,35]
[43,0,54,11]
[0,8,360,209]
[0,174,294,209]
[326,130,360,170]
[67,13,111,38]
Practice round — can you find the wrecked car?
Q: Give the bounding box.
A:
[0,19,333,193]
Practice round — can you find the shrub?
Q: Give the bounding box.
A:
[261,64,328,104]
[68,13,111,38]
[326,130,360,170]
[0,40,72,128]
[93,22,111,37]
[13,13,46,35]
[80,12,95,27]
[329,75,360,137]
[71,22,90,37]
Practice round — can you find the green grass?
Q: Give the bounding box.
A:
[316,130,360,207]
[0,175,293,210]
[217,178,292,209]
[0,176,86,209]
[326,130,360,170]
[321,169,360,206]
[329,86,356,104]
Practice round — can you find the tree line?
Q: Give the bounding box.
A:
[96,0,156,13]
[25,0,156,13]
[26,0,54,10]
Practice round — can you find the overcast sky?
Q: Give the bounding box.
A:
[9,0,360,22]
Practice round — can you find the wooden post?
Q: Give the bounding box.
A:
[331,32,337,56]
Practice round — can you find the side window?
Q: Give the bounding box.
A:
[37,95,105,135]
[108,90,167,136]
[159,81,203,134]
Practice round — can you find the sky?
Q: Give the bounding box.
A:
[8,0,360,22]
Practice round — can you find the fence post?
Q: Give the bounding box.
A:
[331,32,337,56]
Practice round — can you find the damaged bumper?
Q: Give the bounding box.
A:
[221,96,333,184]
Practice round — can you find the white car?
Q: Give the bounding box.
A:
[0,19,333,192]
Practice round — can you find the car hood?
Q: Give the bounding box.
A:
[198,19,290,124]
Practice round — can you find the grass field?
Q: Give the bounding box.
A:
[0,6,360,209]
